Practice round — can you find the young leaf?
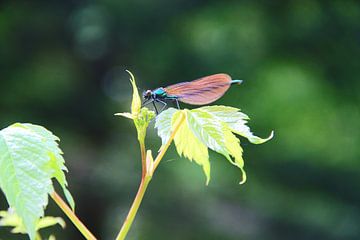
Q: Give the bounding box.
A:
[0,208,65,234]
[126,70,141,117]
[188,109,247,183]
[155,106,273,184]
[0,123,73,239]
[200,106,274,144]
[223,127,246,184]
[36,216,65,231]
[155,108,177,145]
[20,124,75,210]
[116,70,143,119]
[114,112,134,119]
[115,71,155,143]
[172,111,210,184]
[187,109,232,159]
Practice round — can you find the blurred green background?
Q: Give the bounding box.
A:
[1,0,360,239]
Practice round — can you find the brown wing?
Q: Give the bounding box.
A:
[164,73,232,105]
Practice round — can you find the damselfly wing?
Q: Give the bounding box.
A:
[165,73,241,105]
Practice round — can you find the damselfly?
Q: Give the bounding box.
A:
[142,73,242,113]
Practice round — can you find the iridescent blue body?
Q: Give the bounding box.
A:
[151,88,178,100]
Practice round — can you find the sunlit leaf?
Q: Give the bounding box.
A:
[0,123,73,239]
[114,70,148,120]
[0,208,23,233]
[223,128,246,184]
[201,106,274,144]
[0,208,65,235]
[188,109,231,159]
[126,70,141,116]
[115,72,155,144]
[21,124,75,210]
[155,108,177,145]
[114,112,134,119]
[172,111,210,184]
[155,105,273,184]
[189,109,246,183]
[36,216,65,231]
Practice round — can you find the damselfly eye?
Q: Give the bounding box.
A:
[143,90,152,99]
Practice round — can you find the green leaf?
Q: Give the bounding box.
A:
[172,111,210,184]
[114,112,134,119]
[155,108,177,145]
[36,216,65,231]
[200,106,274,144]
[126,70,141,117]
[62,188,75,212]
[21,124,75,210]
[115,72,156,146]
[223,127,246,184]
[189,109,246,183]
[155,105,273,184]
[0,208,24,233]
[116,70,143,119]
[0,208,65,235]
[188,109,231,159]
[0,123,73,239]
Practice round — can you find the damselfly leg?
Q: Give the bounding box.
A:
[151,101,158,114]
[142,99,153,107]
[174,99,180,109]
[142,97,178,114]
[155,99,168,112]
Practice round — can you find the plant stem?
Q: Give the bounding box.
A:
[139,139,146,178]
[152,112,185,172]
[115,112,185,240]
[50,191,97,240]
[115,176,150,240]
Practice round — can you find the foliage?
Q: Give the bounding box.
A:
[0,208,65,239]
[1,1,359,239]
[0,123,74,240]
[0,72,273,240]
[115,70,155,142]
[156,107,273,184]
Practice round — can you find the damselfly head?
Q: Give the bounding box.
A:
[143,90,152,100]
